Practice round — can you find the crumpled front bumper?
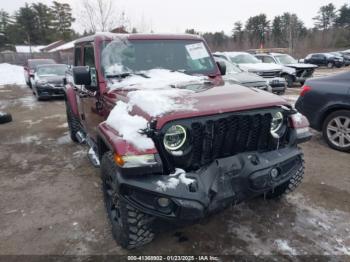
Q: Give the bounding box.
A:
[117,146,304,221]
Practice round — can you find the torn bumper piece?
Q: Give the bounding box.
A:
[117,146,303,221]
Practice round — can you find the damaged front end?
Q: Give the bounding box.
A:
[114,107,311,221]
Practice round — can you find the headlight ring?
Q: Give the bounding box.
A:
[163,125,187,152]
[271,111,284,137]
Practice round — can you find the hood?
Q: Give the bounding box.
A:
[224,72,267,85]
[39,75,65,84]
[153,83,289,128]
[104,69,289,152]
[285,63,318,69]
[238,63,283,72]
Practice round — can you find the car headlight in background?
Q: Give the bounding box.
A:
[163,125,187,152]
[271,111,284,137]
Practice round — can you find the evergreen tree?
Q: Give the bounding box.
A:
[51,1,75,41]
[313,3,337,30]
[32,3,55,44]
[15,4,38,44]
[232,21,244,43]
[245,14,270,47]
[335,4,350,28]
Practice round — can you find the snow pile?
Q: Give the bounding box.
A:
[0,63,26,86]
[106,69,204,151]
[156,168,195,191]
[156,178,180,191]
[105,101,154,151]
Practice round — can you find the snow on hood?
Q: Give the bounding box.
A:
[238,63,283,72]
[106,69,206,151]
[106,101,155,151]
[0,63,26,86]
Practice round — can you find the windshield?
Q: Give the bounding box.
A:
[37,65,67,76]
[275,54,297,64]
[229,53,261,64]
[101,39,217,77]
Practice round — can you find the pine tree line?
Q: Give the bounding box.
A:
[187,3,350,57]
[0,1,76,50]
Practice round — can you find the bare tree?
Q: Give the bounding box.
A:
[80,0,117,32]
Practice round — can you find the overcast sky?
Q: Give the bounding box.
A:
[1,0,349,34]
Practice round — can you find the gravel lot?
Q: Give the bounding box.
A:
[0,67,349,257]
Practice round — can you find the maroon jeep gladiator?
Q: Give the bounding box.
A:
[64,33,311,249]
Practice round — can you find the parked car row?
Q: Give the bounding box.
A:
[24,59,68,100]
[214,51,318,89]
[302,51,350,68]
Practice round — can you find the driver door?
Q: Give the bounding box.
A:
[81,43,105,141]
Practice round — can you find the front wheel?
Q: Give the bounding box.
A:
[265,155,305,199]
[323,110,350,152]
[101,152,155,249]
[283,75,294,88]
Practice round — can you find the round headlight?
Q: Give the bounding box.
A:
[271,111,284,134]
[163,125,187,151]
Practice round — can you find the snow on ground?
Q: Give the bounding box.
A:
[106,69,204,151]
[0,63,26,86]
[275,239,297,255]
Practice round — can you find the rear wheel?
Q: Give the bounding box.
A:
[265,155,305,199]
[65,100,80,143]
[101,152,155,249]
[323,110,350,152]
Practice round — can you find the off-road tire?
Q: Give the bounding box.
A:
[265,154,305,199]
[65,100,80,143]
[101,152,155,249]
[0,111,12,124]
[322,110,350,152]
[283,74,294,88]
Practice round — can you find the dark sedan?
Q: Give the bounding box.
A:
[32,64,68,100]
[304,53,344,68]
[24,58,56,88]
[295,71,350,152]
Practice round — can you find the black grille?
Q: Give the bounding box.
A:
[158,109,288,172]
[258,70,281,78]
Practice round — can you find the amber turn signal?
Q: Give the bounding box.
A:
[114,153,125,166]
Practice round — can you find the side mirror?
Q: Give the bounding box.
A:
[73,66,91,85]
[216,61,226,76]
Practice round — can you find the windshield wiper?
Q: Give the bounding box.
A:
[105,72,150,79]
